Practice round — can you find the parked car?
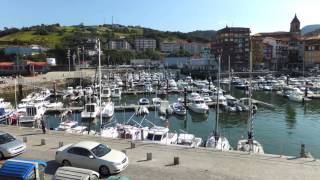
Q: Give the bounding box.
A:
[55,141,128,176]
[0,131,26,159]
[53,166,99,180]
[0,158,47,180]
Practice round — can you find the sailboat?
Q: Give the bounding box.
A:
[205,55,231,151]
[236,44,264,154]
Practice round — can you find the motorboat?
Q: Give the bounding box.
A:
[202,96,213,103]
[188,97,209,114]
[172,103,186,116]
[287,88,310,102]
[177,133,202,147]
[0,98,12,109]
[81,103,100,119]
[35,89,51,102]
[66,87,74,95]
[101,87,111,98]
[117,124,149,140]
[144,83,153,92]
[187,92,201,102]
[137,106,149,115]
[206,134,231,151]
[19,102,46,123]
[55,120,78,131]
[145,126,178,145]
[111,88,122,98]
[0,108,13,122]
[66,125,96,135]
[84,87,94,95]
[237,139,264,154]
[211,90,227,106]
[158,100,171,115]
[101,102,114,118]
[152,97,161,106]
[45,102,63,108]
[100,126,119,138]
[18,97,33,110]
[138,98,150,105]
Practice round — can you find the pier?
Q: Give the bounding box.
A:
[45,101,226,114]
[1,125,320,180]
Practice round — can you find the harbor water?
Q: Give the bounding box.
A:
[2,87,320,158]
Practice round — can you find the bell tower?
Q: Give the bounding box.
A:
[290,14,300,34]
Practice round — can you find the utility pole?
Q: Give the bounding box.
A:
[67,49,71,73]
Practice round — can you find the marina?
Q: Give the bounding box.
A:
[1,69,320,158]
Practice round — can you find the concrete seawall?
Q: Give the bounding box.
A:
[0,125,319,180]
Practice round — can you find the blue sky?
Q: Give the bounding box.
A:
[1,0,319,34]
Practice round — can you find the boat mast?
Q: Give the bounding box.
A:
[248,40,254,151]
[98,39,102,134]
[214,55,221,142]
[228,55,231,93]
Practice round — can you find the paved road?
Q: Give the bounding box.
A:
[0,70,95,88]
[1,125,320,180]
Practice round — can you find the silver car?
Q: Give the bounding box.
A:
[0,131,26,159]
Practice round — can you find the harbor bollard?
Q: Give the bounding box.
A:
[300,144,306,158]
[122,150,127,155]
[173,157,180,165]
[23,137,27,143]
[59,142,64,148]
[131,142,136,149]
[147,153,152,161]
[41,139,46,145]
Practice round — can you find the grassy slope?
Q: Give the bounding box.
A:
[0,25,209,48]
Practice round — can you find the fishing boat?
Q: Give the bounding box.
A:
[205,55,231,151]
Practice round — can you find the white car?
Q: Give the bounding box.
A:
[55,141,128,176]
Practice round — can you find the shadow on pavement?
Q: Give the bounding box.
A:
[45,160,60,175]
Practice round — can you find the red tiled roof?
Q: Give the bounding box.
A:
[0,62,14,66]
[25,60,48,66]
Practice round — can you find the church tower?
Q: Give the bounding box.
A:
[290,14,300,34]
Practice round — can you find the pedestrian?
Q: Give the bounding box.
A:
[40,119,46,134]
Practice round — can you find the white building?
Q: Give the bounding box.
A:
[134,38,156,51]
[160,42,180,53]
[108,40,131,50]
[160,41,210,55]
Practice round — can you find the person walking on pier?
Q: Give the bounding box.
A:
[40,118,46,134]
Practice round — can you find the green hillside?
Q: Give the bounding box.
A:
[0,24,213,48]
